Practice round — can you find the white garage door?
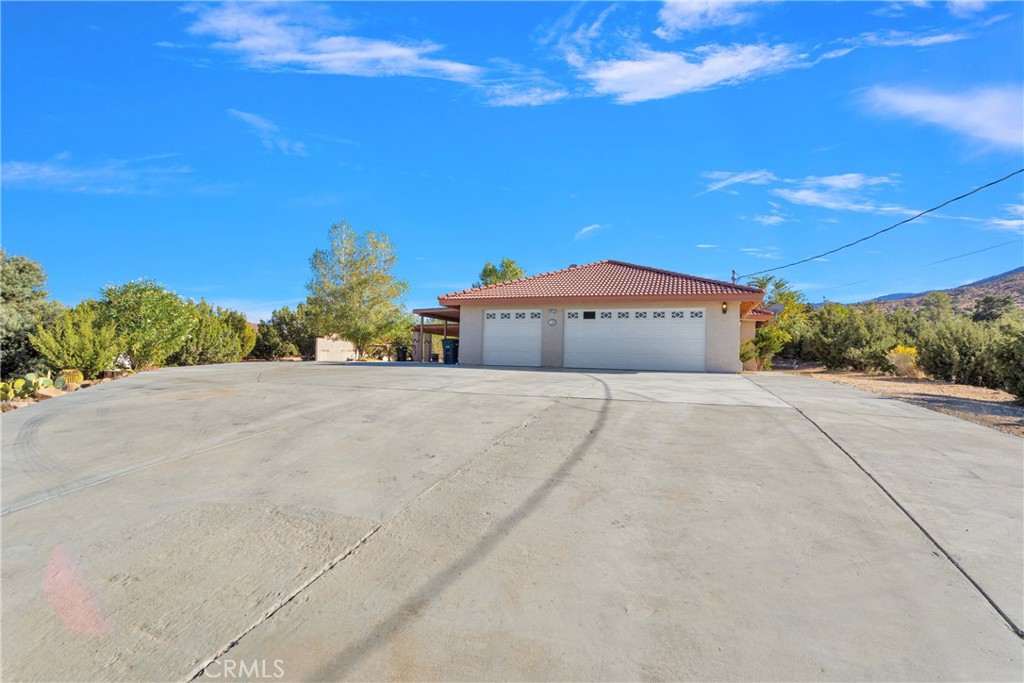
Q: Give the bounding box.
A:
[483,310,543,366]
[564,308,706,372]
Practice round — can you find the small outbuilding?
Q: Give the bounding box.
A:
[430,260,767,373]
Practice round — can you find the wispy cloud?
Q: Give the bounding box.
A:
[575,223,610,239]
[752,214,785,226]
[741,246,782,259]
[188,3,480,82]
[654,1,759,40]
[948,0,987,18]
[849,30,970,48]
[699,169,778,195]
[581,42,799,104]
[695,243,718,248]
[228,109,307,156]
[2,153,191,194]
[772,174,910,214]
[865,85,1024,149]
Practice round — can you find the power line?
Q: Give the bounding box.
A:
[923,238,1021,266]
[736,168,1024,280]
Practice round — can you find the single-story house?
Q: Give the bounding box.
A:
[416,260,768,373]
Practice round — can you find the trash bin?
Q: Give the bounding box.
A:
[395,346,408,362]
[442,338,460,365]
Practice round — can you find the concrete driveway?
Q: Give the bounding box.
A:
[2,363,1021,681]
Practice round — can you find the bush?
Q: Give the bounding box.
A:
[251,322,299,360]
[98,280,193,370]
[917,316,1000,388]
[886,345,922,378]
[741,324,790,370]
[803,304,868,369]
[993,324,1024,403]
[29,302,120,379]
[846,305,896,372]
[169,301,243,366]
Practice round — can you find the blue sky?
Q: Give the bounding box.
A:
[2,1,1022,320]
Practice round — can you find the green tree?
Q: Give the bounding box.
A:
[889,308,924,346]
[744,276,810,367]
[98,279,193,370]
[917,316,999,387]
[972,295,1017,322]
[918,292,954,323]
[308,222,410,359]
[169,300,243,366]
[219,308,257,358]
[29,301,120,379]
[993,320,1024,403]
[803,304,868,369]
[251,322,298,360]
[474,258,526,287]
[1,250,63,378]
[847,305,897,371]
[269,301,319,359]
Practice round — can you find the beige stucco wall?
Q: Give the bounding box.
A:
[315,336,357,362]
[740,320,757,371]
[705,303,742,372]
[456,301,745,372]
[458,307,484,365]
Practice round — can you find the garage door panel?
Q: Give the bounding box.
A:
[564,308,706,372]
[483,310,542,367]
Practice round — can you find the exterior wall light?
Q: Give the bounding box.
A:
[721,302,728,314]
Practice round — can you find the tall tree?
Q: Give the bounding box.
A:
[1,250,63,378]
[308,222,409,358]
[474,258,526,287]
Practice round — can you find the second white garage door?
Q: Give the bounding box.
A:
[483,310,542,366]
[564,308,706,372]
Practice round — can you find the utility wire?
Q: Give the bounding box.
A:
[923,238,1021,266]
[737,168,1024,279]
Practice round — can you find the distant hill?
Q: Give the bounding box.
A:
[861,267,1024,314]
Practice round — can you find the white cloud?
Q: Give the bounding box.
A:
[654,2,758,40]
[866,85,1024,149]
[948,1,987,18]
[740,246,781,259]
[188,3,481,83]
[2,153,191,194]
[228,109,307,156]
[852,30,970,47]
[575,223,609,239]
[753,214,785,226]
[770,173,913,214]
[803,173,897,191]
[700,169,778,194]
[695,243,718,248]
[480,60,569,107]
[582,43,798,104]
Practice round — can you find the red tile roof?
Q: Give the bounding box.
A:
[745,308,774,321]
[439,260,764,303]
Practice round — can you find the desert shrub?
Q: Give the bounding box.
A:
[886,345,922,378]
[251,322,299,360]
[219,308,257,358]
[29,301,120,379]
[803,304,867,369]
[741,324,790,370]
[993,323,1024,403]
[98,280,193,370]
[169,301,243,366]
[888,308,924,346]
[846,305,896,372]
[917,317,1000,388]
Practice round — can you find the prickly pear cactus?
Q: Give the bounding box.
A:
[54,377,67,390]
[1,382,11,401]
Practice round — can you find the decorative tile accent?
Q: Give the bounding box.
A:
[671,311,684,318]
[617,311,630,319]
[567,311,579,319]
[500,312,511,319]
[600,312,612,319]
[653,311,665,319]
[635,311,647,318]
[530,312,541,319]
[690,310,704,319]
[486,313,496,319]
[515,312,526,319]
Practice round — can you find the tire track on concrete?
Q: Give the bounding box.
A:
[744,375,1024,639]
[185,375,608,682]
